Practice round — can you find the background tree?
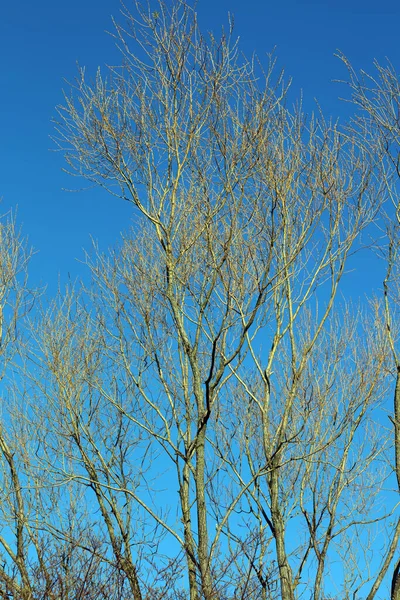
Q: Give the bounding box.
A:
[340,56,400,600]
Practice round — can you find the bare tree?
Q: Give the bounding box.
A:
[0,212,44,600]
[2,3,400,599]
[0,213,142,599]
[45,2,399,598]
[27,286,179,599]
[339,55,400,600]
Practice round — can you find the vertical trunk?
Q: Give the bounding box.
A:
[394,369,400,492]
[196,428,214,599]
[314,544,330,600]
[119,558,142,600]
[392,559,400,600]
[180,461,199,600]
[392,370,400,600]
[269,470,295,600]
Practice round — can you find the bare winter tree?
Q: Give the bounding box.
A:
[0,214,137,598]
[0,212,36,599]
[43,2,399,598]
[340,56,400,600]
[3,2,400,599]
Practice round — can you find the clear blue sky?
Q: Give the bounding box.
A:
[1,0,399,291]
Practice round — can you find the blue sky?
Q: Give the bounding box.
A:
[1,0,400,292]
